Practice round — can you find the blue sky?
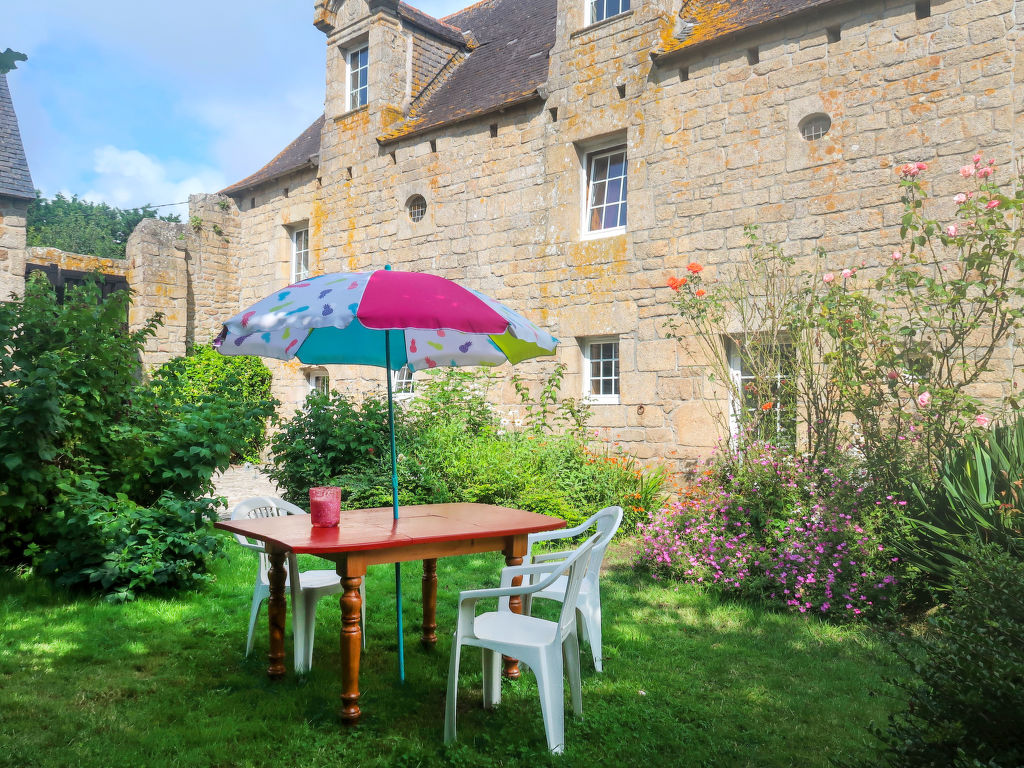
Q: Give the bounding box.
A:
[5,0,468,216]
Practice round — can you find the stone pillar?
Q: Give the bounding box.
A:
[0,195,29,299]
[127,218,189,370]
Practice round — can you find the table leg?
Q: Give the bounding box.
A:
[267,550,287,679]
[339,575,363,724]
[421,558,438,646]
[502,553,524,679]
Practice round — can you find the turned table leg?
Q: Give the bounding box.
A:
[339,575,363,724]
[266,549,287,679]
[421,558,438,646]
[503,553,524,679]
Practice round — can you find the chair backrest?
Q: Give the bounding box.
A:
[555,533,600,638]
[230,496,307,584]
[583,506,623,590]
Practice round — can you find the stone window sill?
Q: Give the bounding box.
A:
[571,9,634,40]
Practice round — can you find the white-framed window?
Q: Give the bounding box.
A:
[727,337,796,444]
[306,370,329,396]
[581,336,620,404]
[392,365,415,399]
[589,0,630,25]
[348,45,369,110]
[584,145,627,237]
[291,227,309,284]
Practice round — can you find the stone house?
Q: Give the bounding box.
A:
[11,0,1024,465]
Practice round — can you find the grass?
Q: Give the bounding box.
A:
[0,536,900,768]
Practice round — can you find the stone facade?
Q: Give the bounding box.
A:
[197,0,1021,464]
[23,0,1016,465]
[0,196,29,299]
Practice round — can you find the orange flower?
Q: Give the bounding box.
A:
[687,262,703,274]
[761,401,774,411]
[695,288,706,297]
[667,276,687,291]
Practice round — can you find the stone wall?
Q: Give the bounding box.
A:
[223,0,1023,463]
[0,195,29,299]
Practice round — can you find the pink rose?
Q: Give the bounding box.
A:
[841,269,853,279]
[917,392,932,408]
[960,165,975,178]
[823,273,835,283]
[946,225,958,237]
[977,166,994,179]
[891,251,902,261]
[975,414,991,428]
[973,154,982,164]
[886,370,899,381]
[915,162,928,171]
[953,193,967,205]
[986,200,1000,210]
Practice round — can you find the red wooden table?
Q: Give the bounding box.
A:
[215,502,565,723]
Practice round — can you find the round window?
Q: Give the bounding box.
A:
[406,195,427,223]
[799,113,832,141]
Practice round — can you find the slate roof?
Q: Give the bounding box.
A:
[397,1,468,47]
[220,114,324,196]
[655,0,846,59]
[0,73,35,200]
[225,0,846,186]
[379,0,556,143]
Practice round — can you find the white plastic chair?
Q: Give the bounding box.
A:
[230,496,364,674]
[521,506,623,672]
[444,533,600,754]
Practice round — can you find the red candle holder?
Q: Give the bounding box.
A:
[309,486,341,527]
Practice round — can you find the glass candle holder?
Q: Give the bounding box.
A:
[309,486,341,527]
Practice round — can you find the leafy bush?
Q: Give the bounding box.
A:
[865,543,1024,767]
[267,391,393,506]
[33,475,222,602]
[150,344,273,462]
[268,368,666,529]
[0,275,274,598]
[636,441,899,619]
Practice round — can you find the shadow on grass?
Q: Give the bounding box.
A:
[0,534,898,768]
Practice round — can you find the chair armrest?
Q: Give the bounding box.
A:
[232,533,266,553]
[526,519,592,547]
[529,550,572,564]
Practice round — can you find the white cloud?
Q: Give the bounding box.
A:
[82,146,227,218]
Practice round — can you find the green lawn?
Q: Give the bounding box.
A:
[0,536,899,767]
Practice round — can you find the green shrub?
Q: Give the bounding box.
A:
[0,275,273,598]
[34,475,222,602]
[267,391,393,506]
[865,543,1024,767]
[150,344,273,462]
[268,371,666,529]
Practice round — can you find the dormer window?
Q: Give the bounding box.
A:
[590,0,630,24]
[348,45,368,109]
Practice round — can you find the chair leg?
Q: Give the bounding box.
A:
[246,588,266,657]
[299,592,320,673]
[563,633,583,716]
[482,648,502,709]
[444,634,463,744]
[535,649,566,754]
[580,603,603,672]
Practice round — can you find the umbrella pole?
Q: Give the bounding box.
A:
[385,329,405,683]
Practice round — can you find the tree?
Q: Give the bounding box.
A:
[26,193,181,260]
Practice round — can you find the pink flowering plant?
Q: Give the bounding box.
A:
[636,441,899,619]
[666,154,1024,492]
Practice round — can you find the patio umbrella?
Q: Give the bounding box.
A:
[214,267,558,680]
